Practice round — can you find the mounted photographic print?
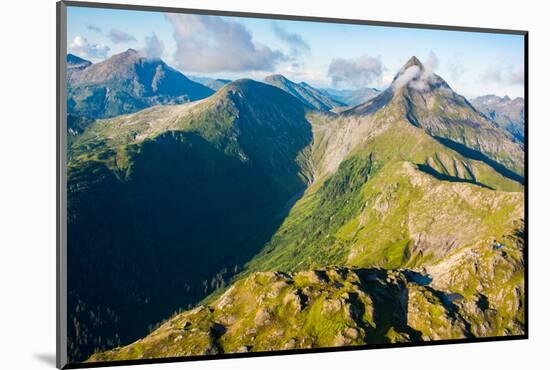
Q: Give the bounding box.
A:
[56,1,528,368]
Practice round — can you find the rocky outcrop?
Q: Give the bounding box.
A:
[88,257,524,362]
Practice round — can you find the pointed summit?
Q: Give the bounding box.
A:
[109,48,144,64]
[402,56,424,70]
[264,74,292,86]
[393,56,425,82]
[390,55,449,92]
[265,74,287,81]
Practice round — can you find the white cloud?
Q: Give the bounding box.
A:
[166,14,288,72]
[425,50,439,73]
[68,36,110,61]
[272,23,310,57]
[393,51,439,92]
[107,29,137,44]
[393,65,422,89]
[327,55,383,88]
[282,63,330,86]
[482,61,524,85]
[143,33,164,60]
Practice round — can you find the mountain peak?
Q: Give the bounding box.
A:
[110,48,144,63]
[403,56,424,70]
[67,48,214,118]
[390,55,449,93]
[264,74,290,84]
[217,79,266,99]
[215,78,312,112]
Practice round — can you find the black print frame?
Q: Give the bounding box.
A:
[57,1,528,368]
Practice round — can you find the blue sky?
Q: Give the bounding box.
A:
[67,6,525,98]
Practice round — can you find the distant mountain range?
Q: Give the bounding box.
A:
[264,74,345,111]
[188,76,232,91]
[188,74,382,110]
[471,95,525,142]
[66,49,214,120]
[66,49,386,124]
[322,87,380,106]
[66,55,525,363]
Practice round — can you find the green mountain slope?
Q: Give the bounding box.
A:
[86,156,524,361]
[67,80,314,362]
[88,267,430,361]
[70,57,524,364]
[243,127,523,275]
[346,57,524,179]
[88,231,524,362]
[240,59,524,295]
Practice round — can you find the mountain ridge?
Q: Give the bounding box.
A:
[264,74,345,112]
[67,53,92,70]
[67,57,525,363]
[344,56,524,180]
[67,49,214,120]
[471,95,524,142]
[66,78,315,362]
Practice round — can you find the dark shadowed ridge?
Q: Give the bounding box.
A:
[67,53,92,70]
[66,76,315,363]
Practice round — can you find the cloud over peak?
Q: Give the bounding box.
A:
[393,51,439,92]
[166,14,288,72]
[143,33,164,60]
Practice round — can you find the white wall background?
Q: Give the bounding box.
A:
[0,0,547,369]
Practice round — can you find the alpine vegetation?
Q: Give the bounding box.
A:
[64,8,525,365]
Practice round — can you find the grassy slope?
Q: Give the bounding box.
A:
[74,78,525,362]
[241,117,523,276]
[400,81,525,178]
[89,236,524,362]
[66,80,314,362]
[87,267,440,361]
[86,112,525,362]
